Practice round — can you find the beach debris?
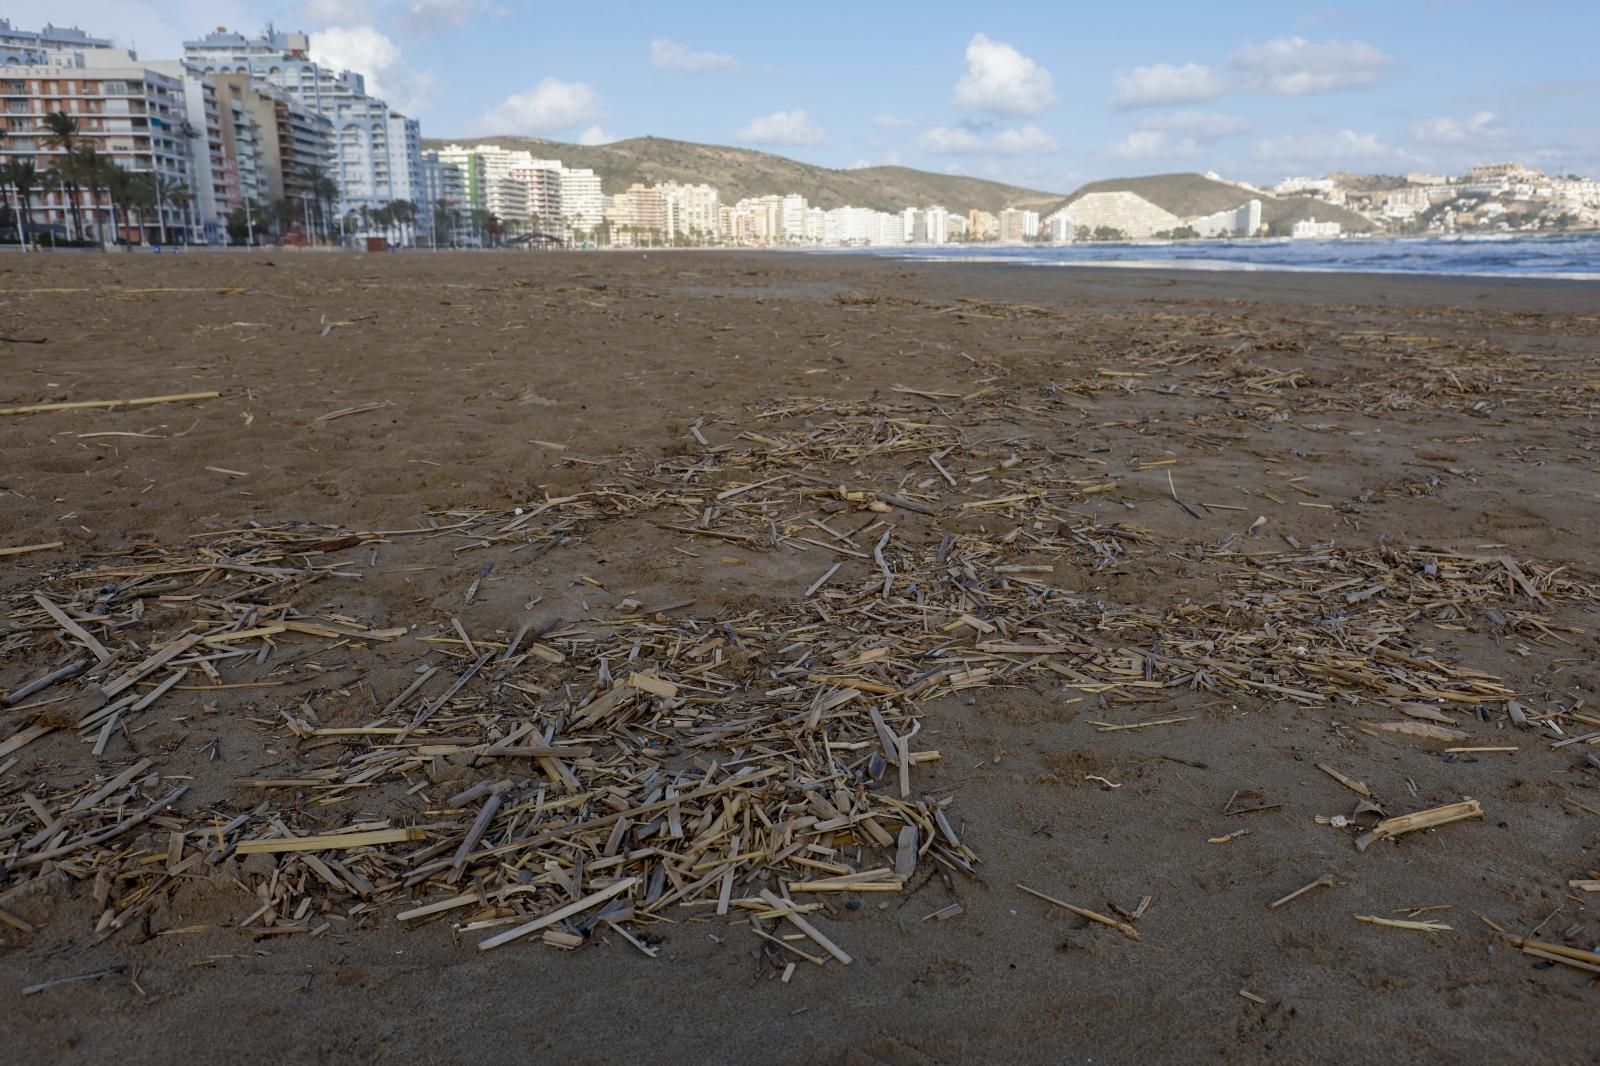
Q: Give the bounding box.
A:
[1354,915,1452,933]
[1268,875,1335,910]
[1356,799,1484,852]
[1317,763,1371,798]
[0,381,1593,977]
[1017,884,1141,941]
[1,391,220,416]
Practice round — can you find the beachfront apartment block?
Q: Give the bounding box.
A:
[1044,209,1074,242]
[998,208,1038,242]
[214,73,335,219]
[659,182,720,242]
[182,28,425,228]
[1291,217,1342,239]
[967,209,998,241]
[1188,199,1261,237]
[559,168,604,232]
[0,53,199,243]
[1063,191,1180,239]
[0,18,115,66]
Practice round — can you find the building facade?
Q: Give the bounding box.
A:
[0,52,196,242]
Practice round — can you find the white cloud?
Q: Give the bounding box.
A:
[1113,38,1392,110]
[992,124,1058,155]
[650,39,737,73]
[1254,128,1414,171]
[1112,63,1227,110]
[577,125,616,146]
[300,0,373,23]
[921,123,1057,156]
[884,149,902,166]
[475,78,602,135]
[919,126,984,154]
[1230,37,1391,96]
[735,109,824,146]
[1110,130,1196,160]
[309,26,436,114]
[953,33,1056,116]
[1140,110,1249,142]
[872,113,917,129]
[1410,110,1506,145]
[400,0,492,32]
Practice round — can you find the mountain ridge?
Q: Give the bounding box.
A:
[423,136,1374,232]
[422,135,1062,215]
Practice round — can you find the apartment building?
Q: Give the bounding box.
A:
[998,207,1039,242]
[967,209,998,241]
[559,168,603,233]
[659,181,719,242]
[0,19,113,66]
[0,52,195,242]
[510,160,563,233]
[215,73,333,218]
[183,28,423,223]
[1060,191,1178,239]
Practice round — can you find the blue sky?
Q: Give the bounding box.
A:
[39,0,1600,192]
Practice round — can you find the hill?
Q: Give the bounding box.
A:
[422,135,1063,214]
[1039,172,1374,233]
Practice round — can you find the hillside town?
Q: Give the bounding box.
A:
[2,18,1597,249]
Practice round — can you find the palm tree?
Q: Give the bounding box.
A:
[8,159,40,244]
[314,172,339,244]
[64,146,109,243]
[165,182,192,243]
[302,165,327,241]
[39,111,84,240]
[129,171,157,244]
[431,199,453,248]
[103,162,135,245]
[371,203,394,246]
[386,199,416,247]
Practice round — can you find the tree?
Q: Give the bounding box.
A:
[39,111,86,240]
[3,159,38,245]
[272,197,296,240]
[432,199,455,248]
[385,199,416,247]
[371,203,394,246]
[1091,225,1126,241]
[165,182,192,243]
[315,173,340,243]
[103,162,136,244]
[226,201,258,244]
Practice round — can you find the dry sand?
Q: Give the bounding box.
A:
[1,250,1598,1064]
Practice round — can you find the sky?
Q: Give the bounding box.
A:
[29,0,1600,193]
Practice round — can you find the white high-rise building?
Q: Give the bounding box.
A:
[182,28,424,225]
[559,167,604,234]
[781,193,807,241]
[659,182,719,242]
[510,160,563,233]
[925,205,948,244]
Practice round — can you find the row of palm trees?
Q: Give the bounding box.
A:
[0,111,190,245]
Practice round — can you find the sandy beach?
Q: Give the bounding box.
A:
[2,249,1597,1064]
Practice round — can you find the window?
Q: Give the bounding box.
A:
[101,80,127,95]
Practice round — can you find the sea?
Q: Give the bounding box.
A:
[876,233,1600,280]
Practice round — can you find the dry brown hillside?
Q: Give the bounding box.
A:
[421,135,1063,214]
